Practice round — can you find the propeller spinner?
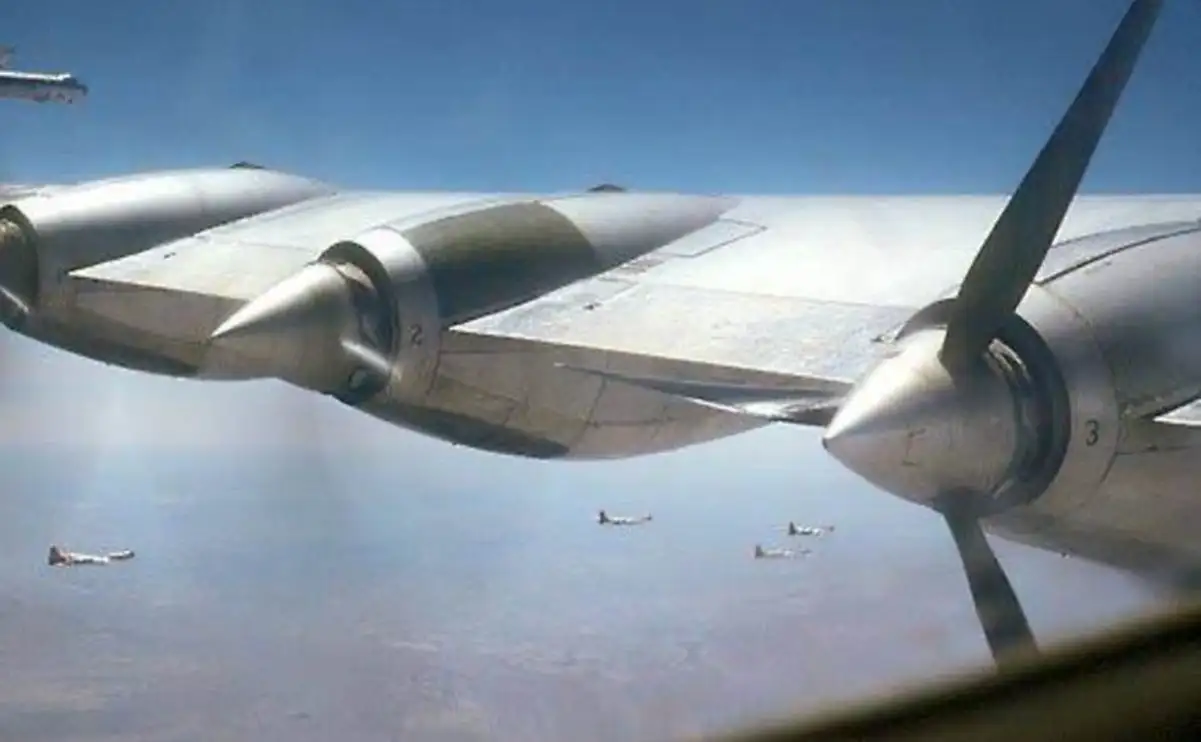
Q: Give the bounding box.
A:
[822,0,1164,668]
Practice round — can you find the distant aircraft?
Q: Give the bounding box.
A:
[753,544,808,560]
[597,510,653,526]
[0,70,87,104]
[0,0,1192,670]
[787,522,835,537]
[48,545,135,567]
[0,46,87,103]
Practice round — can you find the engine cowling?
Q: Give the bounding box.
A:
[208,192,735,405]
[826,220,1201,539]
[206,226,444,403]
[825,293,1076,519]
[991,222,1201,561]
[0,166,333,322]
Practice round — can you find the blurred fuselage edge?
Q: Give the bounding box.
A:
[707,596,1201,742]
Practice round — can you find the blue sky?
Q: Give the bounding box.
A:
[5,0,1201,192]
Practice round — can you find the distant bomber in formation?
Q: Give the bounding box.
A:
[750,524,832,561]
[48,545,135,567]
[753,544,807,559]
[0,45,87,104]
[597,510,653,526]
[787,522,836,537]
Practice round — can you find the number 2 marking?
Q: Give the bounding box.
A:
[1084,419,1100,446]
[408,323,424,347]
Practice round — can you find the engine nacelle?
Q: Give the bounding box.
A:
[315,227,443,405]
[854,295,1076,519]
[864,220,1201,565]
[991,222,1201,562]
[206,192,738,454]
[211,193,733,395]
[993,284,1121,519]
[0,166,333,320]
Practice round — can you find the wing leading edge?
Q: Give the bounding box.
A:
[65,190,1201,421]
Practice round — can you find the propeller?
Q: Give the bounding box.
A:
[0,217,35,321]
[938,493,1037,664]
[0,130,36,322]
[822,0,1164,669]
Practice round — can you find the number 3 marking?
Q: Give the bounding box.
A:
[1084,419,1100,446]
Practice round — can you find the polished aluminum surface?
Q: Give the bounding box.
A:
[197,191,742,454]
[321,226,445,404]
[461,196,1201,388]
[1040,228,1201,419]
[4,167,332,318]
[822,0,1166,572]
[208,261,369,391]
[195,191,731,392]
[0,170,332,377]
[822,329,1022,507]
[3,159,1201,574]
[988,229,1201,567]
[64,191,495,374]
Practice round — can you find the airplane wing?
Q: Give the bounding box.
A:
[65,190,1201,423]
[66,190,521,349]
[39,0,1201,686]
[452,194,1201,426]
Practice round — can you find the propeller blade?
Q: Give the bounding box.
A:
[940,500,1037,668]
[0,283,30,319]
[940,0,1164,370]
[340,337,398,391]
[0,208,35,322]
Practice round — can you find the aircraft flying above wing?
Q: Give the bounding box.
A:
[0,46,13,69]
[597,510,653,526]
[0,0,1196,670]
[0,69,87,104]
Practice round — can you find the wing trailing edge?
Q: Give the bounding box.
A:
[555,363,849,427]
